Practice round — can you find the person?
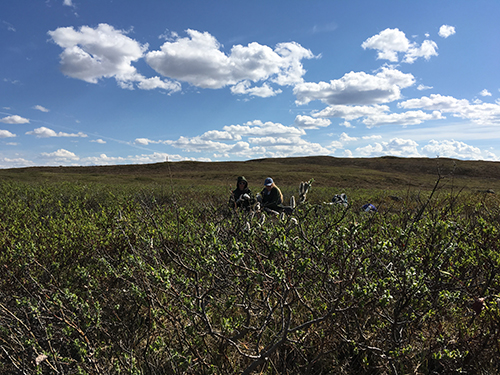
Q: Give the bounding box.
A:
[230,176,254,209]
[259,177,284,212]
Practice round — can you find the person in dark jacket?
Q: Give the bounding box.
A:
[230,176,254,209]
[259,177,284,212]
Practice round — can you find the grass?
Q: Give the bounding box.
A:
[1,156,499,192]
[0,156,500,374]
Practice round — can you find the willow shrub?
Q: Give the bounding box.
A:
[1,180,499,374]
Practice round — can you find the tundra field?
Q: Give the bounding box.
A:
[1,156,500,374]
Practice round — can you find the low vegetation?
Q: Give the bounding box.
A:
[1,157,500,374]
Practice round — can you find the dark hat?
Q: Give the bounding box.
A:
[264,177,273,186]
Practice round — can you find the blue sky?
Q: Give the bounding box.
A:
[1,0,500,168]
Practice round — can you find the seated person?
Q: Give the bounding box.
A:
[230,176,254,209]
[259,177,284,212]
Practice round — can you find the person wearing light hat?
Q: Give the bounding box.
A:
[260,177,284,212]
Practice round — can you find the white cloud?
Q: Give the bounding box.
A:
[199,130,242,141]
[230,81,282,98]
[248,137,332,157]
[422,139,483,159]
[0,115,30,124]
[162,119,333,159]
[339,132,357,142]
[329,140,343,148]
[146,29,314,91]
[63,0,74,7]
[417,84,433,90]
[361,28,438,64]
[248,136,300,146]
[137,76,181,91]
[80,153,126,165]
[361,28,410,62]
[40,149,79,161]
[313,104,390,120]
[480,89,492,97]
[399,94,500,125]
[26,126,87,138]
[438,25,456,38]
[399,94,469,112]
[294,115,331,129]
[362,135,382,140]
[33,105,49,112]
[294,67,415,105]
[134,138,156,145]
[403,39,438,63]
[356,138,421,157]
[339,121,354,128]
[48,24,180,93]
[223,120,306,137]
[0,130,16,138]
[165,136,234,153]
[91,138,106,144]
[0,157,33,168]
[362,110,444,127]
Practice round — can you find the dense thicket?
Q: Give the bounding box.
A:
[1,180,499,374]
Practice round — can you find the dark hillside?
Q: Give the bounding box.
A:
[1,156,499,192]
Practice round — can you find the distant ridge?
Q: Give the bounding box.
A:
[2,156,499,191]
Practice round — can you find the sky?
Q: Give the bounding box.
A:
[1,0,500,168]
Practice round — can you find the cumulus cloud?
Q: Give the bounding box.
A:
[422,139,483,159]
[399,94,500,125]
[0,130,16,138]
[339,121,354,128]
[48,24,180,92]
[134,138,157,145]
[199,130,242,141]
[40,149,79,161]
[361,28,438,63]
[339,132,358,142]
[223,120,306,138]
[165,136,235,153]
[361,28,410,62]
[49,25,314,96]
[362,135,383,140]
[33,105,49,112]
[399,94,469,112]
[0,115,30,124]
[356,138,421,157]
[230,81,282,98]
[294,115,331,129]
[403,39,438,64]
[480,89,492,97]
[294,67,415,105]
[26,126,87,138]
[145,29,315,92]
[91,138,106,144]
[313,104,390,120]
[156,118,333,158]
[80,153,126,165]
[0,157,33,168]
[362,110,444,127]
[438,25,456,38]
